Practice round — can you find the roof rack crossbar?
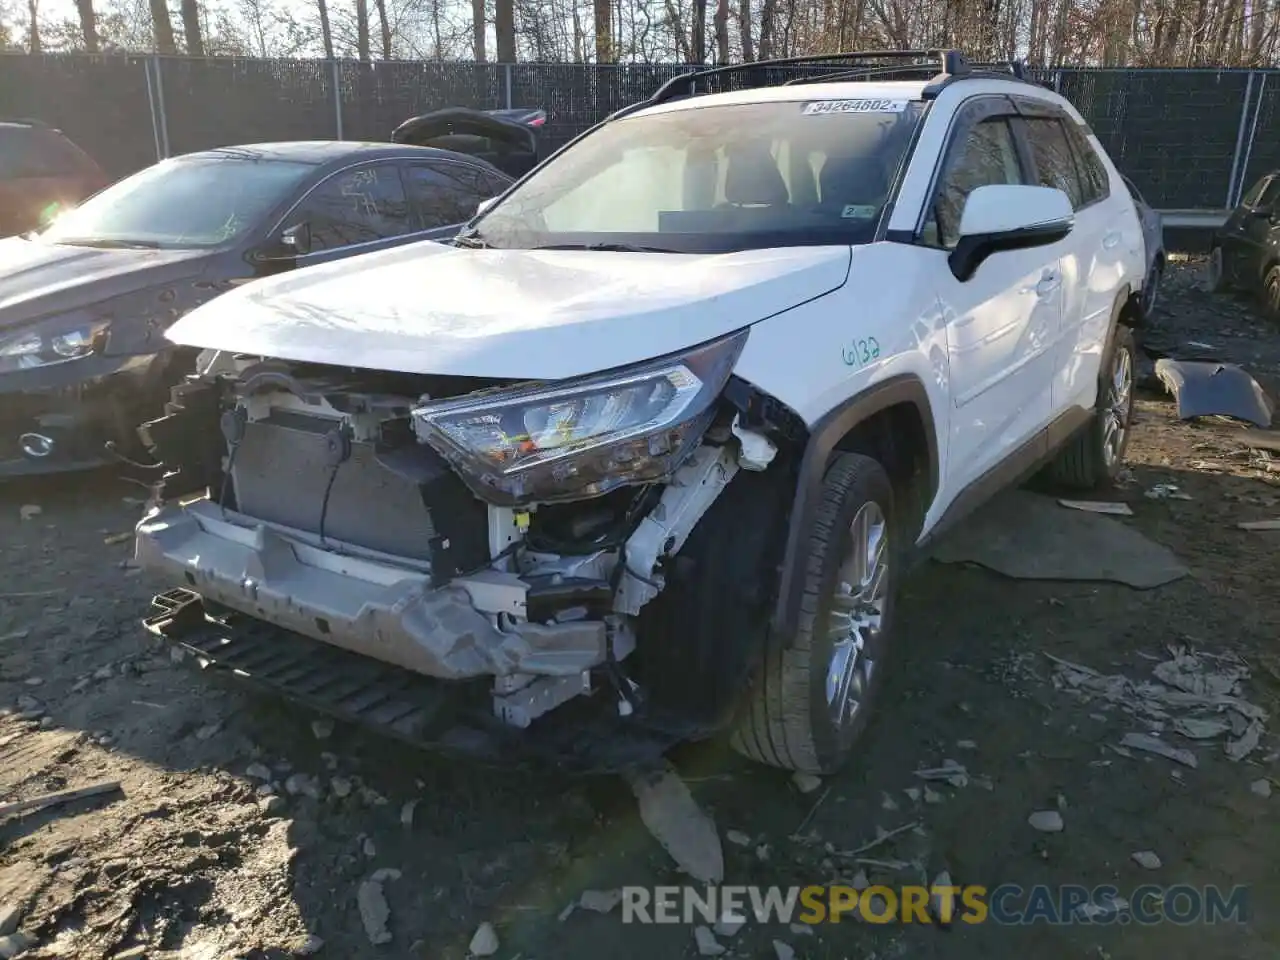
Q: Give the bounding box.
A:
[648,48,962,106]
[781,62,950,85]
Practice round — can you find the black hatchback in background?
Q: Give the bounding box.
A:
[1207,169,1280,320]
[0,130,521,477]
[0,119,108,237]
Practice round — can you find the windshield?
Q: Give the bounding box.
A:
[41,156,314,249]
[468,98,926,254]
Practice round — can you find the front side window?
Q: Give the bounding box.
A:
[1241,175,1273,208]
[469,99,927,253]
[1024,116,1085,209]
[40,156,313,248]
[286,162,411,252]
[926,116,1025,249]
[1253,177,1280,210]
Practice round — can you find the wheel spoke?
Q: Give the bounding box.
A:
[826,500,889,730]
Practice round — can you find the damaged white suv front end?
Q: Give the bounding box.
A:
[136,330,770,732]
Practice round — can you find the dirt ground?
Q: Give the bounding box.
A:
[1,258,1278,960]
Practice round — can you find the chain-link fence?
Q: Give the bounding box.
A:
[1,52,1276,210]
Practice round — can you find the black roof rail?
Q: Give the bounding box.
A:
[645,49,1039,108]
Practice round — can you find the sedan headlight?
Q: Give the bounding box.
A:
[0,318,110,373]
[412,329,748,505]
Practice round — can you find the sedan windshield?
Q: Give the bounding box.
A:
[469,98,927,254]
[41,156,314,249]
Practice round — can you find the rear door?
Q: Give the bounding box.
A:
[401,159,512,239]
[1221,175,1279,284]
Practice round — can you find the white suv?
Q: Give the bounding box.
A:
[134,51,1146,775]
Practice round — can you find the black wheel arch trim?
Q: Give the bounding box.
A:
[770,374,939,637]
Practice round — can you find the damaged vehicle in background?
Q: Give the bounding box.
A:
[1206,168,1280,321]
[0,133,516,477]
[134,51,1145,775]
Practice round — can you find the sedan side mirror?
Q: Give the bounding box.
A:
[948,184,1074,282]
[281,221,312,256]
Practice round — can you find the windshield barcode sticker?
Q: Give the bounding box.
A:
[801,99,909,115]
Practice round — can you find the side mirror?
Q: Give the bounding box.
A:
[948,184,1074,282]
[281,221,312,256]
[475,196,499,217]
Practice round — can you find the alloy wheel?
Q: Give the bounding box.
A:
[1101,343,1133,469]
[825,501,889,730]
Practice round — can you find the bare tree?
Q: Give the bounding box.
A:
[495,0,515,59]
[75,0,98,50]
[472,0,485,59]
[318,0,333,57]
[355,0,369,58]
[27,0,39,51]
[181,0,203,54]
[594,0,613,59]
[149,0,174,51]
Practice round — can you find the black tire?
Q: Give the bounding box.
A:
[1048,324,1136,489]
[730,452,897,775]
[1206,245,1230,293]
[1260,264,1280,324]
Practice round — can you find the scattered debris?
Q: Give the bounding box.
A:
[1131,850,1162,870]
[791,772,823,794]
[788,922,815,936]
[848,820,921,856]
[772,941,796,960]
[295,933,325,955]
[102,532,133,545]
[1250,778,1272,798]
[955,739,977,750]
[356,870,401,946]
[330,777,353,799]
[923,786,943,804]
[1226,720,1264,761]
[930,870,954,924]
[0,904,21,937]
[18,505,41,521]
[310,718,334,740]
[285,773,322,799]
[1120,733,1198,768]
[880,791,899,811]
[1154,358,1275,428]
[913,759,969,787]
[1173,717,1231,739]
[194,722,222,741]
[578,889,622,914]
[0,933,32,959]
[903,787,921,803]
[1058,499,1134,515]
[0,780,121,820]
[693,925,725,956]
[725,829,752,847]
[1028,810,1064,833]
[468,921,499,958]
[361,836,377,858]
[850,869,869,890]
[627,762,724,884]
[399,800,418,827]
[713,912,746,937]
[1145,483,1193,501]
[1239,519,1280,531]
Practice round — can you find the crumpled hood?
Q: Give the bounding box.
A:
[0,236,211,327]
[165,240,852,380]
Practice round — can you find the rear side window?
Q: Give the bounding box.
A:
[0,126,94,179]
[1022,117,1085,209]
[927,116,1025,249]
[1241,176,1272,208]
[1062,122,1110,206]
[1253,177,1280,209]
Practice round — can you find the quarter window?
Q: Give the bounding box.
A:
[1023,117,1085,209]
[404,162,509,229]
[1062,123,1110,206]
[927,116,1025,249]
[286,163,411,252]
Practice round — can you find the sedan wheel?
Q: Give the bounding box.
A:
[1206,246,1228,293]
[1264,266,1280,323]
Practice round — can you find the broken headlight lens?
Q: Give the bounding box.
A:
[0,317,109,372]
[411,329,748,505]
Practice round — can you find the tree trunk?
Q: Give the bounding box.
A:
[738,0,753,59]
[495,0,516,61]
[690,0,707,60]
[181,0,202,54]
[27,0,40,52]
[757,0,776,57]
[75,0,98,51]
[374,0,391,57]
[318,0,334,58]
[149,0,175,52]
[471,0,485,60]
[355,0,370,60]
[594,0,612,61]
[713,0,729,61]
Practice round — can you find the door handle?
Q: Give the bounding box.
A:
[1035,270,1062,298]
[1103,231,1122,249]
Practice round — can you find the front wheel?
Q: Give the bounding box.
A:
[730,453,897,775]
[1205,245,1230,293]
[1261,264,1280,323]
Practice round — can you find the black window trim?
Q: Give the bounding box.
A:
[905,93,1027,250]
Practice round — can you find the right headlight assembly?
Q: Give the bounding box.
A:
[411,329,748,505]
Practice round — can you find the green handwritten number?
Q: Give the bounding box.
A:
[868,336,880,359]
[843,337,883,367]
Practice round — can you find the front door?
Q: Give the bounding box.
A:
[923,108,1062,495]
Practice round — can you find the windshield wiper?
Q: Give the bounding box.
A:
[453,233,490,249]
[531,242,679,253]
[55,237,163,250]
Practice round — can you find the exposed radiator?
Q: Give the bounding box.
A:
[231,412,437,560]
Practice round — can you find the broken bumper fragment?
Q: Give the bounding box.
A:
[135,498,616,682]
